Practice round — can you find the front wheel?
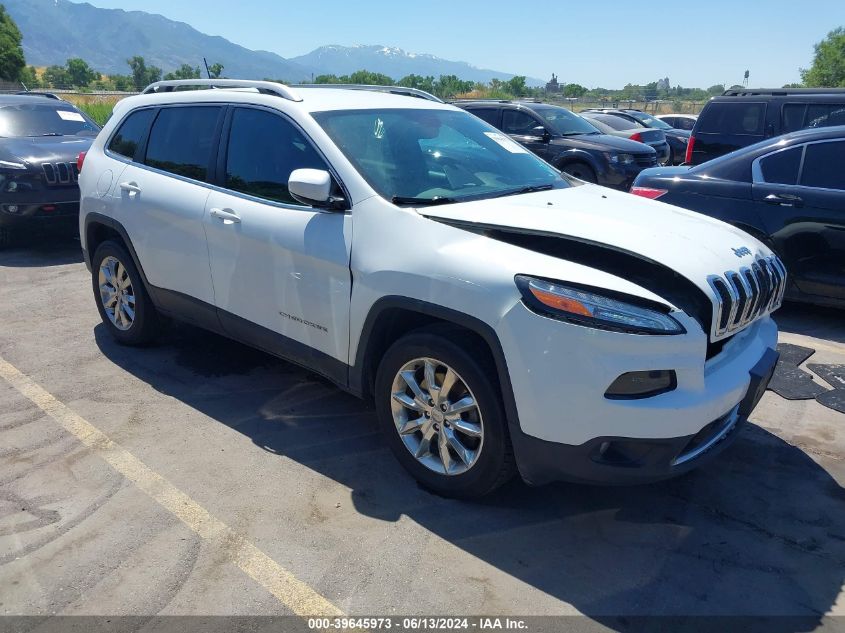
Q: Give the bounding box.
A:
[375,328,515,498]
[561,161,597,183]
[91,240,160,345]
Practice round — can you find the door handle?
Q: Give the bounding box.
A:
[119,181,141,195]
[210,207,241,224]
[765,193,803,207]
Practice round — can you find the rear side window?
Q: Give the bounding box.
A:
[144,106,222,181]
[800,141,845,190]
[782,103,845,132]
[466,108,499,127]
[108,109,155,159]
[759,147,802,185]
[698,102,766,135]
[677,117,696,130]
[225,108,328,205]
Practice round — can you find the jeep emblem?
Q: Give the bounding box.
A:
[732,247,752,257]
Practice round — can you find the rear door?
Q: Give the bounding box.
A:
[113,105,223,318]
[691,101,767,164]
[202,106,352,381]
[752,140,845,300]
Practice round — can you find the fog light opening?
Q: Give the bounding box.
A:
[604,370,677,399]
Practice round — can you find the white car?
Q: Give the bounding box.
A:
[655,113,699,131]
[78,80,782,498]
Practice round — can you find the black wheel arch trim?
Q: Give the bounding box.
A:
[84,212,155,298]
[351,295,524,449]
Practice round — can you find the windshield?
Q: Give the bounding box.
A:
[314,108,574,205]
[626,111,672,130]
[534,106,600,136]
[0,103,99,137]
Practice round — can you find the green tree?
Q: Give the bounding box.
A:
[0,4,25,81]
[164,64,201,80]
[208,62,224,79]
[505,75,527,97]
[110,74,133,91]
[801,27,845,87]
[127,56,162,90]
[348,70,394,85]
[19,65,39,88]
[706,84,725,95]
[562,83,587,97]
[314,73,342,84]
[66,58,99,87]
[43,65,70,88]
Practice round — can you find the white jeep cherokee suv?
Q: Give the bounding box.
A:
[79,80,783,498]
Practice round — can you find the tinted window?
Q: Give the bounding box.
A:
[806,104,845,128]
[782,104,807,133]
[225,108,328,205]
[759,147,802,185]
[800,141,845,190]
[502,110,543,135]
[533,106,600,135]
[144,106,221,181]
[698,102,766,135]
[677,117,696,130]
[0,103,99,137]
[660,117,677,127]
[466,108,499,126]
[108,109,155,159]
[587,113,634,131]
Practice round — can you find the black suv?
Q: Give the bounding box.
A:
[455,100,657,189]
[0,94,99,247]
[687,88,845,165]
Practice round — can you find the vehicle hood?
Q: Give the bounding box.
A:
[552,133,654,153]
[0,136,94,166]
[419,184,771,301]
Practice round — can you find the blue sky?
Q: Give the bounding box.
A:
[80,0,839,88]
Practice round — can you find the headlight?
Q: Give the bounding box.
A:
[515,276,685,335]
[0,160,27,170]
[606,152,635,165]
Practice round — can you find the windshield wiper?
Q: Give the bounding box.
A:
[391,195,458,206]
[489,184,554,199]
[38,133,63,137]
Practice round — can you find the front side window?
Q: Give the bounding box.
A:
[313,108,570,205]
[108,109,155,159]
[759,147,802,185]
[225,108,328,204]
[0,103,99,138]
[501,110,544,136]
[144,106,222,181]
[800,141,845,190]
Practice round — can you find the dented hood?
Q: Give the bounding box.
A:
[419,183,772,298]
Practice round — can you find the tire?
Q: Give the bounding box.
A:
[91,240,160,345]
[561,161,597,183]
[374,326,515,498]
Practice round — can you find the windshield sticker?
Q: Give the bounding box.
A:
[373,117,385,139]
[57,110,85,122]
[484,132,528,154]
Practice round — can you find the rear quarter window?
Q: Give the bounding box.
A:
[107,109,156,160]
[697,102,766,135]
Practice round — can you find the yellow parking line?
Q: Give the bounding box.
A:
[0,355,344,617]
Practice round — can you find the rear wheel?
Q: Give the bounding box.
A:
[91,240,160,345]
[375,327,515,498]
[561,161,597,183]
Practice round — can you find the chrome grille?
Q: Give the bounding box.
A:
[707,256,786,339]
[41,162,79,186]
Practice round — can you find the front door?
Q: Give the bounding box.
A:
[203,106,352,382]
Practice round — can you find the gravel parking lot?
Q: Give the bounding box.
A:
[1,235,844,626]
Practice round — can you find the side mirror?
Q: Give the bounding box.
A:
[530,126,550,142]
[289,169,344,209]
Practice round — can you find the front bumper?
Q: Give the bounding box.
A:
[510,347,778,485]
[496,300,779,485]
[600,161,657,190]
[0,184,80,228]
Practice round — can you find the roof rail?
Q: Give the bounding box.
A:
[722,87,845,97]
[142,79,302,102]
[449,98,512,103]
[296,84,443,103]
[14,91,62,100]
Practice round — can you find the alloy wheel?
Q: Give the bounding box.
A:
[390,357,484,475]
[98,255,136,331]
